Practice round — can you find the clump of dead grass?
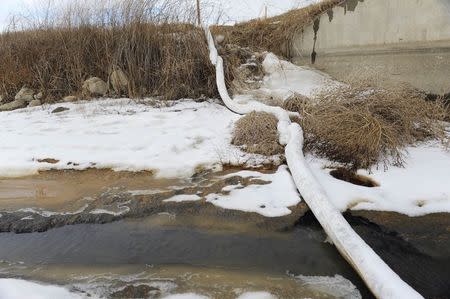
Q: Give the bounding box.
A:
[232,111,284,156]
[284,93,311,114]
[286,83,448,170]
[211,0,342,57]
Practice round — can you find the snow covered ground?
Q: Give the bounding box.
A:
[0,98,286,179]
[259,53,337,99]
[206,165,301,217]
[0,98,244,178]
[0,279,83,299]
[308,143,450,217]
[235,52,337,105]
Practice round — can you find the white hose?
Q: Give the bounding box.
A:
[205,27,423,299]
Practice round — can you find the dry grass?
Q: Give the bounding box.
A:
[285,83,448,170]
[0,0,217,102]
[284,93,311,114]
[232,112,284,156]
[211,0,342,57]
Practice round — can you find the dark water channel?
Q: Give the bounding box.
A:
[0,214,372,298]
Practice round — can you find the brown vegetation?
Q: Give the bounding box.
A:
[211,0,342,57]
[0,0,217,103]
[285,83,448,170]
[232,112,284,156]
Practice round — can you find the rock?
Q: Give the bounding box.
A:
[37,158,59,164]
[28,99,41,107]
[51,107,70,114]
[215,34,225,44]
[0,95,4,104]
[15,87,35,103]
[110,69,129,94]
[110,285,159,298]
[82,77,107,97]
[34,92,43,101]
[0,99,26,111]
[63,96,79,102]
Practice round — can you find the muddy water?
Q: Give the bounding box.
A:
[0,169,181,212]
[0,169,372,298]
[0,214,370,298]
[0,170,448,298]
[0,263,361,299]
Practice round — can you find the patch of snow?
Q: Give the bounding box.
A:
[206,165,300,217]
[236,292,277,299]
[222,170,263,179]
[307,143,450,216]
[89,208,128,216]
[0,98,241,179]
[129,189,167,196]
[0,279,85,299]
[162,294,209,299]
[241,53,337,102]
[164,194,202,203]
[222,183,243,192]
[16,208,57,217]
[89,204,130,216]
[295,274,362,299]
[15,204,89,217]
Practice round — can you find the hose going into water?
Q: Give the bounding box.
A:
[204,27,423,299]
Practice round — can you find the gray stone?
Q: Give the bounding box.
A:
[63,96,79,102]
[111,285,159,298]
[34,92,43,101]
[82,77,107,97]
[110,69,129,94]
[15,87,35,103]
[0,99,26,111]
[51,107,70,114]
[215,34,225,44]
[28,99,41,107]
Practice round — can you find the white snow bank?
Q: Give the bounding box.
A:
[0,279,84,299]
[295,274,362,299]
[0,99,240,178]
[240,52,336,102]
[206,165,300,217]
[164,194,202,203]
[308,143,450,216]
[236,292,277,299]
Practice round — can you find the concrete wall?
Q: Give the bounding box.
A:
[290,0,450,93]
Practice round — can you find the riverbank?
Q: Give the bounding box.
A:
[0,166,449,298]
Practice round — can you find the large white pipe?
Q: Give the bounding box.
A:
[205,27,423,299]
